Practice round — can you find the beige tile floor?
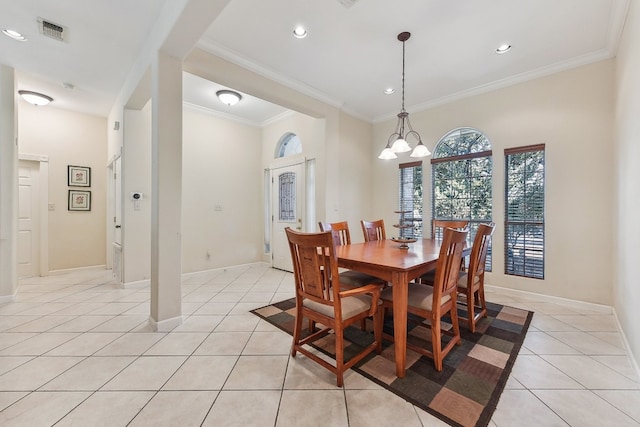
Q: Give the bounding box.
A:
[0,265,639,426]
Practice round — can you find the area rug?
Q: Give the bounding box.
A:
[251,298,533,427]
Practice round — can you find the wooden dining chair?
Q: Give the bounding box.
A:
[380,227,468,372]
[418,220,469,285]
[420,219,470,282]
[458,222,495,332]
[432,219,469,240]
[361,219,386,242]
[319,221,387,289]
[320,221,387,330]
[285,227,383,387]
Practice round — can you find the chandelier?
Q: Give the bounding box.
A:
[378,32,431,160]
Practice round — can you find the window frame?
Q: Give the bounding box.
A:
[398,161,423,239]
[430,128,493,270]
[504,144,545,279]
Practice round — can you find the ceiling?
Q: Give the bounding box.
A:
[0,0,629,124]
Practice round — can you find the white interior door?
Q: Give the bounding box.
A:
[114,157,122,245]
[271,162,304,272]
[18,160,40,278]
[111,156,123,283]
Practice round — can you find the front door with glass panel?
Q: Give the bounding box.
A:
[271,162,304,272]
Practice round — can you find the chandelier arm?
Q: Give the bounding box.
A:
[404,130,422,143]
[388,132,401,145]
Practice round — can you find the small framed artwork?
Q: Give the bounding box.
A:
[68,190,91,211]
[68,165,91,187]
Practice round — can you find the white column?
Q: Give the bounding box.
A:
[0,66,18,302]
[149,51,183,331]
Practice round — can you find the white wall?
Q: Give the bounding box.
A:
[182,105,263,272]
[122,104,152,283]
[0,66,17,298]
[18,102,107,271]
[373,60,615,305]
[336,112,375,241]
[614,0,640,368]
[118,102,267,279]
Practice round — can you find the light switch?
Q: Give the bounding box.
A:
[48,204,55,211]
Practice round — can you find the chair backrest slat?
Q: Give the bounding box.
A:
[318,221,351,246]
[286,228,337,304]
[467,222,495,282]
[432,219,469,240]
[361,219,386,242]
[433,228,468,305]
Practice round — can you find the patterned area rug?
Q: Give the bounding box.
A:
[251,297,533,427]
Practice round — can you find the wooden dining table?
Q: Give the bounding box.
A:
[335,238,464,378]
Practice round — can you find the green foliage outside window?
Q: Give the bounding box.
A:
[431,128,493,269]
[505,148,545,279]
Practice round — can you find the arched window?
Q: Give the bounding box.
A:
[431,127,493,268]
[274,132,302,158]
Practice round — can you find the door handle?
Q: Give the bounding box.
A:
[115,225,121,229]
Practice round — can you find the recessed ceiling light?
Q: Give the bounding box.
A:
[216,90,242,106]
[2,29,27,41]
[18,90,53,106]
[495,44,512,54]
[293,26,308,39]
[384,88,395,95]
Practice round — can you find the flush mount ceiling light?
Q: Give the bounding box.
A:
[293,26,308,39]
[2,29,27,41]
[378,32,431,160]
[495,43,512,54]
[18,90,53,106]
[216,90,242,106]
[384,88,395,95]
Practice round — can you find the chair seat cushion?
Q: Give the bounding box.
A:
[339,270,385,289]
[381,284,451,311]
[457,272,480,289]
[304,294,373,320]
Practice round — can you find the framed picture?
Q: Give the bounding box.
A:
[68,190,91,211]
[68,165,91,187]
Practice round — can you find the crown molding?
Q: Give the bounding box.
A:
[197,37,344,110]
[183,101,260,127]
[373,49,614,123]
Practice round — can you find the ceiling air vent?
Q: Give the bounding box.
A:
[38,18,65,41]
[336,0,361,8]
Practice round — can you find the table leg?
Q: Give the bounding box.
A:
[392,271,409,378]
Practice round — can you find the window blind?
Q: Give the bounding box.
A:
[504,144,545,279]
[398,161,423,238]
[431,136,493,270]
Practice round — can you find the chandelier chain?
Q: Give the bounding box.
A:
[401,37,406,113]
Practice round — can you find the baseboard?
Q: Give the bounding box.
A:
[181,261,270,279]
[485,284,613,314]
[121,262,270,287]
[148,314,183,332]
[612,309,640,380]
[122,279,150,289]
[47,265,107,275]
[0,292,16,304]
